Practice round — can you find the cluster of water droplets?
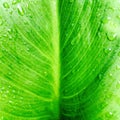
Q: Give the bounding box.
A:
[2,0,25,16]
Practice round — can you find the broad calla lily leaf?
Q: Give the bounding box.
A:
[0,0,120,120]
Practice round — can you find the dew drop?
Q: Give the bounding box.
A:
[44,71,48,77]
[12,0,21,5]
[116,65,120,70]
[71,69,75,74]
[109,73,113,77]
[8,100,13,104]
[105,111,113,118]
[8,72,12,76]
[27,47,30,51]
[20,96,23,100]
[71,39,75,45]
[8,85,11,88]
[98,74,102,80]
[1,87,5,90]
[102,18,109,24]
[2,94,7,98]
[9,10,13,15]
[107,32,117,41]
[13,95,16,99]
[109,112,113,116]
[8,28,12,33]
[0,116,4,120]
[3,2,10,9]
[117,15,120,19]
[12,89,16,93]
[71,23,74,27]
[24,21,28,25]
[6,90,9,93]
[17,5,24,16]
[104,48,112,54]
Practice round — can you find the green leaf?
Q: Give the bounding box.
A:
[0,0,120,120]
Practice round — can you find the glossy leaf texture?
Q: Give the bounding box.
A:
[0,0,120,120]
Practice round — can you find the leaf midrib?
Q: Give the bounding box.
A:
[50,0,61,118]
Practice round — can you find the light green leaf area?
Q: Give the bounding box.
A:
[0,0,120,120]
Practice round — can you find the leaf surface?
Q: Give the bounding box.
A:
[0,0,120,120]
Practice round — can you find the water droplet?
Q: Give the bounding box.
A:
[8,85,11,88]
[26,48,30,51]
[108,6,115,12]
[20,96,23,100]
[107,32,117,41]
[9,10,13,15]
[9,36,12,40]
[12,89,16,93]
[6,90,9,93]
[2,94,7,98]
[71,39,75,45]
[102,17,109,24]
[0,116,4,120]
[71,69,75,74]
[101,81,105,86]
[1,87,5,90]
[109,112,113,116]
[24,21,28,25]
[105,111,113,118]
[97,13,101,17]
[98,74,102,79]
[116,65,120,70]
[44,71,48,77]
[109,73,113,77]
[71,23,74,27]
[3,2,10,9]
[8,100,12,104]
[117,15,120,19]
[12,0,21,5]
[17,5,24,16]
[8,72,12,76]
[13,95,16,98]
[104,48,112,54]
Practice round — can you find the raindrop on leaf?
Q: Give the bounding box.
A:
[109,73,113,77]
[107,32,117,41]
[71,39,75,45]
[116,80,120,89]
[9,10,13,15]
[3,2,10,9]
[17,5,24,16]
[104,48,112,54]
[71,23,74,27]
[117,15,120,19]
[98,74,102,80]
[116,65,120,70]
[8,100,13,104]
[12,89,16,93]
[12,0,21,5]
